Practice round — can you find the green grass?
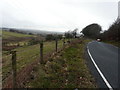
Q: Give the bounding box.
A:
[26,39,97,88]
[2,40,63,83]
[2,30,34,39]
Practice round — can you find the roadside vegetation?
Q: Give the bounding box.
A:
[103,40,120,48]
[99,18,120,48]
[26,39,97,88]
[80,18,119,48]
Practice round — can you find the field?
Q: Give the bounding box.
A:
[2,30,34,39]
[2,30,38,50]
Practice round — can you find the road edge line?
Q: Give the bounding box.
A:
[87,44,113,90]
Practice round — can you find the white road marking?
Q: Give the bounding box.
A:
[87,43,113,90]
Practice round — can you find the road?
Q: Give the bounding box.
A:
[86,41,119,89]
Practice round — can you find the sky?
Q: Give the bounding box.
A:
[0,0,119,32]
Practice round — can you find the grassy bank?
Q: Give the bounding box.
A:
[104,40,120,48]
[26,39,97,88]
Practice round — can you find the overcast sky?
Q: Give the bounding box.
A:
[0,0,119,32]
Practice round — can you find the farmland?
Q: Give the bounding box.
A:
[2,30,36,48]
[2,30,34,39]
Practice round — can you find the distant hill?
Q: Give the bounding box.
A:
[1,27,64,36]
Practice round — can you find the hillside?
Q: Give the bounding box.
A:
[2,30,34,39]
[2,30,38,51]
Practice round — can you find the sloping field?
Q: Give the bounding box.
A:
[2,30,38,50]
[2,30,34,39]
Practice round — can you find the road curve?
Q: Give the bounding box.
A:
[87,41,119,89]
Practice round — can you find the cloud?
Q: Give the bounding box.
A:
[0,0,118,32]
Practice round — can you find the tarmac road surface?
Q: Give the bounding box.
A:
[87,41,119,89]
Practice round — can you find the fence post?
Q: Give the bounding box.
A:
[55,39,58,52]
[40,41,43,64]
[63,38,65,48]
[11,51,17,88]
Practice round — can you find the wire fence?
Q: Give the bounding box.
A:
[2,38,71,88]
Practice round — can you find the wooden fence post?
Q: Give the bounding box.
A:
[11,51,17,88]
[55,39,58,52]
[63,38,65,48]
[40,41,43,64]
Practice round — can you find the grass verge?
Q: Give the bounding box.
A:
[26,39,97,88]
[104,40,120,48]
